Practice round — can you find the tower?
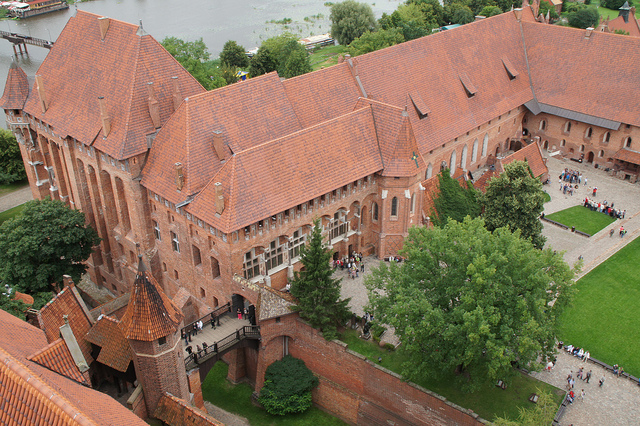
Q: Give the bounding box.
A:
[120,257,189,414]
[619,0,631,23]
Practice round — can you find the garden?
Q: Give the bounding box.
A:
[545,205,616,236]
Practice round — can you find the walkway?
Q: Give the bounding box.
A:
[0,185,32,212]
[182,313,250,360]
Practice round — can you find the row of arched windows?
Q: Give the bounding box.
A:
[425,134,490,180]
[543,119,632,148]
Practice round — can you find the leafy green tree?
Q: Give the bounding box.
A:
[407,0,446,27]
[445,3,476,24]
[600,0,630,10]
[258,355,319,415]
[290,219,351,340]
[348,28,405,55]
[493,389,558,425]
[277,40,312,79]
[0,129,26,184]
[366,217,575,392]
[161,37,226,90]
[387,3,433,40]
[261,33,299,56]
[219,40,249,69]
[330,0,377,46]
[0,198,101,293]
[538,1,559,20]
[568,6,599,28]
[479,5,503,16]
[482,160,546,249]
[430,169,481,227]
[0,286,28,320]
[249,46,278,76]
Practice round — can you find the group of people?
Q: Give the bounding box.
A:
[560,168,584,186]
[565,344,590,362]
[583,197,626,219]
[334,253,365,279]
[182,319,204,345]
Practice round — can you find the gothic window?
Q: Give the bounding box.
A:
[426,163,433,179]
[410,193,416,214]
[482,134,488,157]
[603,132,610,144]
[585,127,593,138]
[625,137,632,148]
[265,239,285,272]
[391,197,398,217]
[192,245,202,266]
[329,211,348,240]
[243,248,260,279]
[580,145,585,152]
[598,150,604,158]
[561,139,566,147]
[170,231,180,252]
[539,120,546,131]
[471,139,478,163]
[153,220,161,241]
[461,145,468,169]
[372,202,379,221]
[564,121,572,133]
[289,228,306,260]
[450,150,457,175]
[211,256,220,277]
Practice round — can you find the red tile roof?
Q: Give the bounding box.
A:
[85,315,132,372]
[119,260,184,341]
[473,168,499,193]
[28,338,90,386]
[37,284,94,365]
[0,62,29,110]
[22,11,204,160]
[154,392,224,426]
[500,141,548,178]
[613,148,640,164]
[608,15,640,37]
[12,291,33,305]
[187,107,384,233]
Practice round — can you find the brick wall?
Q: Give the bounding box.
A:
[187,368,205,410]
[126,384,148,420]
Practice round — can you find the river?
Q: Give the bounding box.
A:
[0,0,401,127]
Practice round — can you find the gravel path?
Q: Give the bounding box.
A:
[0,185,32,212]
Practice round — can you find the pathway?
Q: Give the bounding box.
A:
[0,185,32,212]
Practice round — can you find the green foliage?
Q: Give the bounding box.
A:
[492,389,559,426]
[258,355,319,415]
[278,40,312,78]
[545,205,616,236]
[0,198,101,293]
[366,217,575,392]
[290,219,351,340]
[600,0,631,10]
[479,5,503,16]
[249,46,278,76]
[482,161,546,249]
[538,1,559,19]
[407,0,446,27]
[568,6,599,28]
[614,28,630,35]
[430,169,481,227]
[348,28,405,55]
[381,3,434,40]
[0,286,28,320]
[251,33,311,79]
[330,0,377,45]
[161,37,227,90]
[445,3,476,24]
[0,129,26,185]
[219,40,249,69]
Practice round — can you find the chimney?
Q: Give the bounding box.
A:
[172,76,182,112]
[214,182,224,215]
[212,130,225,160]
[35,75,48,113]
[147,82,161,128]
[98,17,110,40]
[98,96,111,137]
[175,162,184,191]
[584,27,594,39]
[513,8,523,21]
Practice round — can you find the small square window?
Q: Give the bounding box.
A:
[158,336,166,346]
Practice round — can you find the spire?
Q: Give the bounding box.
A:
[619,0,631,23]
[0,61,29,110]
[119,257,183,341]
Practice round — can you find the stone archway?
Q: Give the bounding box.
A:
[587,151,595,163]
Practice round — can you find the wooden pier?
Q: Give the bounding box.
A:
[0,30,53,55]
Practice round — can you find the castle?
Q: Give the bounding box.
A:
[2,3,640,424]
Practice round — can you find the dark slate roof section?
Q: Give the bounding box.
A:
[524,100,621,130]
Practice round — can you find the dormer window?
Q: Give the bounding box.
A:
[459,72,477,98]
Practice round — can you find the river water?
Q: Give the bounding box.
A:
[0,0,401,127]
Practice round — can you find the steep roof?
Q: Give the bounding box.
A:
[0,62,29,110]
[85,315,133,372]
[0,309,147,426]
[142,72,302,204]
[500,141,548,178]
[119,259,184,341]
[28,338,91,386]
[613,148,640,164]
[187,107,384,233]
[22,10,204,160]
[607,14,640,37]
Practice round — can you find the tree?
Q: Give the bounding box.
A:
[249,46,278,76]
[407,0,446,28]
[258,355,319,415]
[366,217,575,392]
[492,389,558,425]
[385,3,433,41]
[0,198,101,293]
[161,37,227,90]
[219,40,249,69]
[538,1,559,20]
[600,0,630,10]
[482,161,546,249]
[290,219,351,340]
[479,5,503,16]
[445,3,475,24]
[277,40,312,79]
[0,129,26,184]
[568,6,599,28]
[349,28,405,56]
[0,286,28,320]
[430,169,481,227]
[330,0,377,46]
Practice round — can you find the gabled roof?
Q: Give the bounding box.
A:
[154,392,224,426]
[613,148,640,164]
[500,141,548,178]
[85,315,132,372]
[119,259,184,341]
[187,107,384,233]
[28,338,90,386]
[0,62,29,110]
[22,11,204,160]
[142,72,302,204]
[607,14,640,37]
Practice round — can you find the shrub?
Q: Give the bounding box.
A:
[258,355,319,415]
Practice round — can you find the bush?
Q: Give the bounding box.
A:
[0,129,26,185]
[258,355,319,415]
[568,6,599,28]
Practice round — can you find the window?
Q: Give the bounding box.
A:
[391,197,398,217]
[265,239,285,272]
[585,127,593,138]
[625,137,632,148]
[329,211,348,240]
[561,139,566,147]
[211,257,220,277]
[482,134,488,158]
[289,228,305,260]
[372,202,379,221]
[460,145,468,169]
[450,150,457,175]
[170,231,180,252]
[174,270,179,280]
[152,221,161,240]
[410,193,416,214]
[158,336,166,346]
[598,150,604,158]
[426,163,433,179]
[603,132,610,144]
[471,139,478,163]
[192,245,202,266]
[539,120,546,131]
[200,287,206,298]
[564,121,572,133]
[243,249,260,279]
[580,145,585,152]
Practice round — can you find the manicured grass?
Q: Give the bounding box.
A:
[557,235,640,377]
[339,329,564,422]
[0,181,28,198]
[309,45,348,71]
[545,205,616,235]
[201,362,346,425]
[543,191,551,203]
[0,203,26,225]
[593,0,640,21]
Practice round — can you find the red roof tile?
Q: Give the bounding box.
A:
[500,141,548,178]
[28,338,90,386]
[613,148,640,164]
[473,168,499,193]
[85,315,132,372]
[23,11,204,160]
[0,62,29,110]
[12,291,33,305]
[608,15,640,37]
[154,392,224,426]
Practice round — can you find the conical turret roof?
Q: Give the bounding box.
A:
[0,61,29,110]
[119,257,184,341]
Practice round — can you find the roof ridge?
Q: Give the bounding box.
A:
[356,96,404,112]
[117,33,144,159]
[26,337,65,361]
[186,72,278,104]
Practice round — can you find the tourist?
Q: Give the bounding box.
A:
[585,370,592,383]
[599,376,605,387]
[580,389,585,401]
[237,308,242,319]
[592,186,597,196]
[546,360,554,371]
[202,342,208,354]
[583,351,590,363]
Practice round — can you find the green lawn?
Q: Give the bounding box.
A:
[593,0,640,21]
[309,45,348,71]
[0,203,26,225]
[201,362,345,425]
[545,205,616,235]
[557,235,640,378]
[0,181,28,198]
[543,191,551,203]
[339,329,564,422]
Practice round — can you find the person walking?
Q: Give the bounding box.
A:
[585,370,592,383]
[580,389,585,401]
[599,376,605,387]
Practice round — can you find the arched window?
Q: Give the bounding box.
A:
[585,127,593,138]
[580,145,585,152]
[598,150,604,158]
[460,145,468,169]
[561,139,566,147]
[471,139,478,163]
[426,163,433,179]
[410,193,415,214]
[625,137,632,148]
[391,197,398,217]
[603,132,610,144]
[265,238,285,272]
[564,121,572,133]
[450,150,457,176]
[440,161,447,172]
[543,140,549,150]
[372,202,379,221]
[539,120,546,131]
[482,134,488,157]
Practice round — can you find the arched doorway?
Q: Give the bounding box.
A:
[543,140,549,150]
[587,152,595,163]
